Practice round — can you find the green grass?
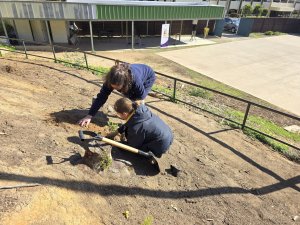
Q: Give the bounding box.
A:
[152,84,173,97]
[225,109,300,142]
[0,44,16,51]
[188,87,213,99]
[57,54,109,76]
[223,109,300,161]
[89,65,109,76]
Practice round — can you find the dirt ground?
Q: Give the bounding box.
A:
[0,57,299,225]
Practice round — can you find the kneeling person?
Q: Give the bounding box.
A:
[107,98,173,158]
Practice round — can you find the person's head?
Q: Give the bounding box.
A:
[114,98,137,120]
[105,61,132,94]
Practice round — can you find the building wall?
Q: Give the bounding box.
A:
[50,21,68,44]
[14,19,33,42]
[30,20,48,43]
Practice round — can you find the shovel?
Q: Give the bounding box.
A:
[78,130,160,172]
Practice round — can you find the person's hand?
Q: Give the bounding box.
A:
[78,115,92,127]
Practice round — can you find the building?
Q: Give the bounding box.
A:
[0,0,225,50]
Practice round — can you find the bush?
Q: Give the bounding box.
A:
[188,87,213,99]
[261,8,269,16]
[264,31,274,35]
[242,4,253,16]
[253,5,263,16]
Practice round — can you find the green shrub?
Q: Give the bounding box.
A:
[242,4,253,16]
[264,31,274,35]
[188,87,213,99]
[261,8,269,16]
[253,5,263,16]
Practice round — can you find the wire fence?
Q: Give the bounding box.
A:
[0,36,299,154]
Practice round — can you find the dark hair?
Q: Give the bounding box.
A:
[105,61,132,94]
[114,98,137,114]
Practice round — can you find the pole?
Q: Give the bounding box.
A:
[242,103,251,130]
[45,20,52,45]
[84,52,89,69]
[22,40,28,59]
[179,20,183,41]
[89,20,95,52]
[126,21,128,43]
[1,18,8,39]
[172,79,177,102]
[132,21,134,50]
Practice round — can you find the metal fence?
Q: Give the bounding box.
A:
[0,36,299,152]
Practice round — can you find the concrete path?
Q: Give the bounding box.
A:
[158,35,300,116]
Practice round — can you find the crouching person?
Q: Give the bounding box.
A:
[107,97,173,158]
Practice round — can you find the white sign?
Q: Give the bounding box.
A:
[160,24,170,47]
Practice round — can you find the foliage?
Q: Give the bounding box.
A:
[0,44,16,51]
[242,4,253,16]
[107,121,119,132]
[141,216,153,225]
[99,152,112,171]
[261,8,269,16]
[223,109,300,162]
[152,84,173,97]
[57,52,109,76]
[253,5,263,17]
[264,31,274,35]
[188,87,213,99]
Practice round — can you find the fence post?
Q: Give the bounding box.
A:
[51,45,57,63]
[84,52,89,70]
[242,102,251,130]
[0,50,2,57]
[22,40,28,59]
[172,79,177,102]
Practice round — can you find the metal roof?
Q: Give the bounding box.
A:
[0,1,224,20]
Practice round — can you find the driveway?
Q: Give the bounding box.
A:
[158,35,300,116]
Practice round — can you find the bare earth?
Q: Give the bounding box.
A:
[0,57,299,225]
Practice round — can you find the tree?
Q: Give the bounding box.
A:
[253,4,263,16]
[242,4,253,17]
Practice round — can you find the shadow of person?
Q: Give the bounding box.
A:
[50,109,109,127]
[46,153,82,165]
[67,135,159,176]
[111,146,160,176]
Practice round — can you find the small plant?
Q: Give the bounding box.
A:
[99,152,112,171]
[188,87,213,99]
[89,65,109,76]
[141,216,153,225]
[107,121,119,132]
[264,31,274,35]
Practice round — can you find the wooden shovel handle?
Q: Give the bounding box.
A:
[102,137,151,157]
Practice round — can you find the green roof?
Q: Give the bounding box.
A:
[96,5,224,21]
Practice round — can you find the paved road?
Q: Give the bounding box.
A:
[158,35,300,117]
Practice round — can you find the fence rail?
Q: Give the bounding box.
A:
[0,36,299,152]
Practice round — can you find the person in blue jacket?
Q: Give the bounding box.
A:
[107,97,173,158]
[79,61,156,127]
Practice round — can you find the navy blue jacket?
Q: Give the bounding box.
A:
[118,104,173,158]
[89,64,156,116]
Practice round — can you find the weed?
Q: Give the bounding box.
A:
[141,216,153,225]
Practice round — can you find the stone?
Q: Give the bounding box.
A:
[284,125,300,134]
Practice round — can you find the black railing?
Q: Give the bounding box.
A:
[0,36,299,152]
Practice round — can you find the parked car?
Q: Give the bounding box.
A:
[223,18,240,33]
